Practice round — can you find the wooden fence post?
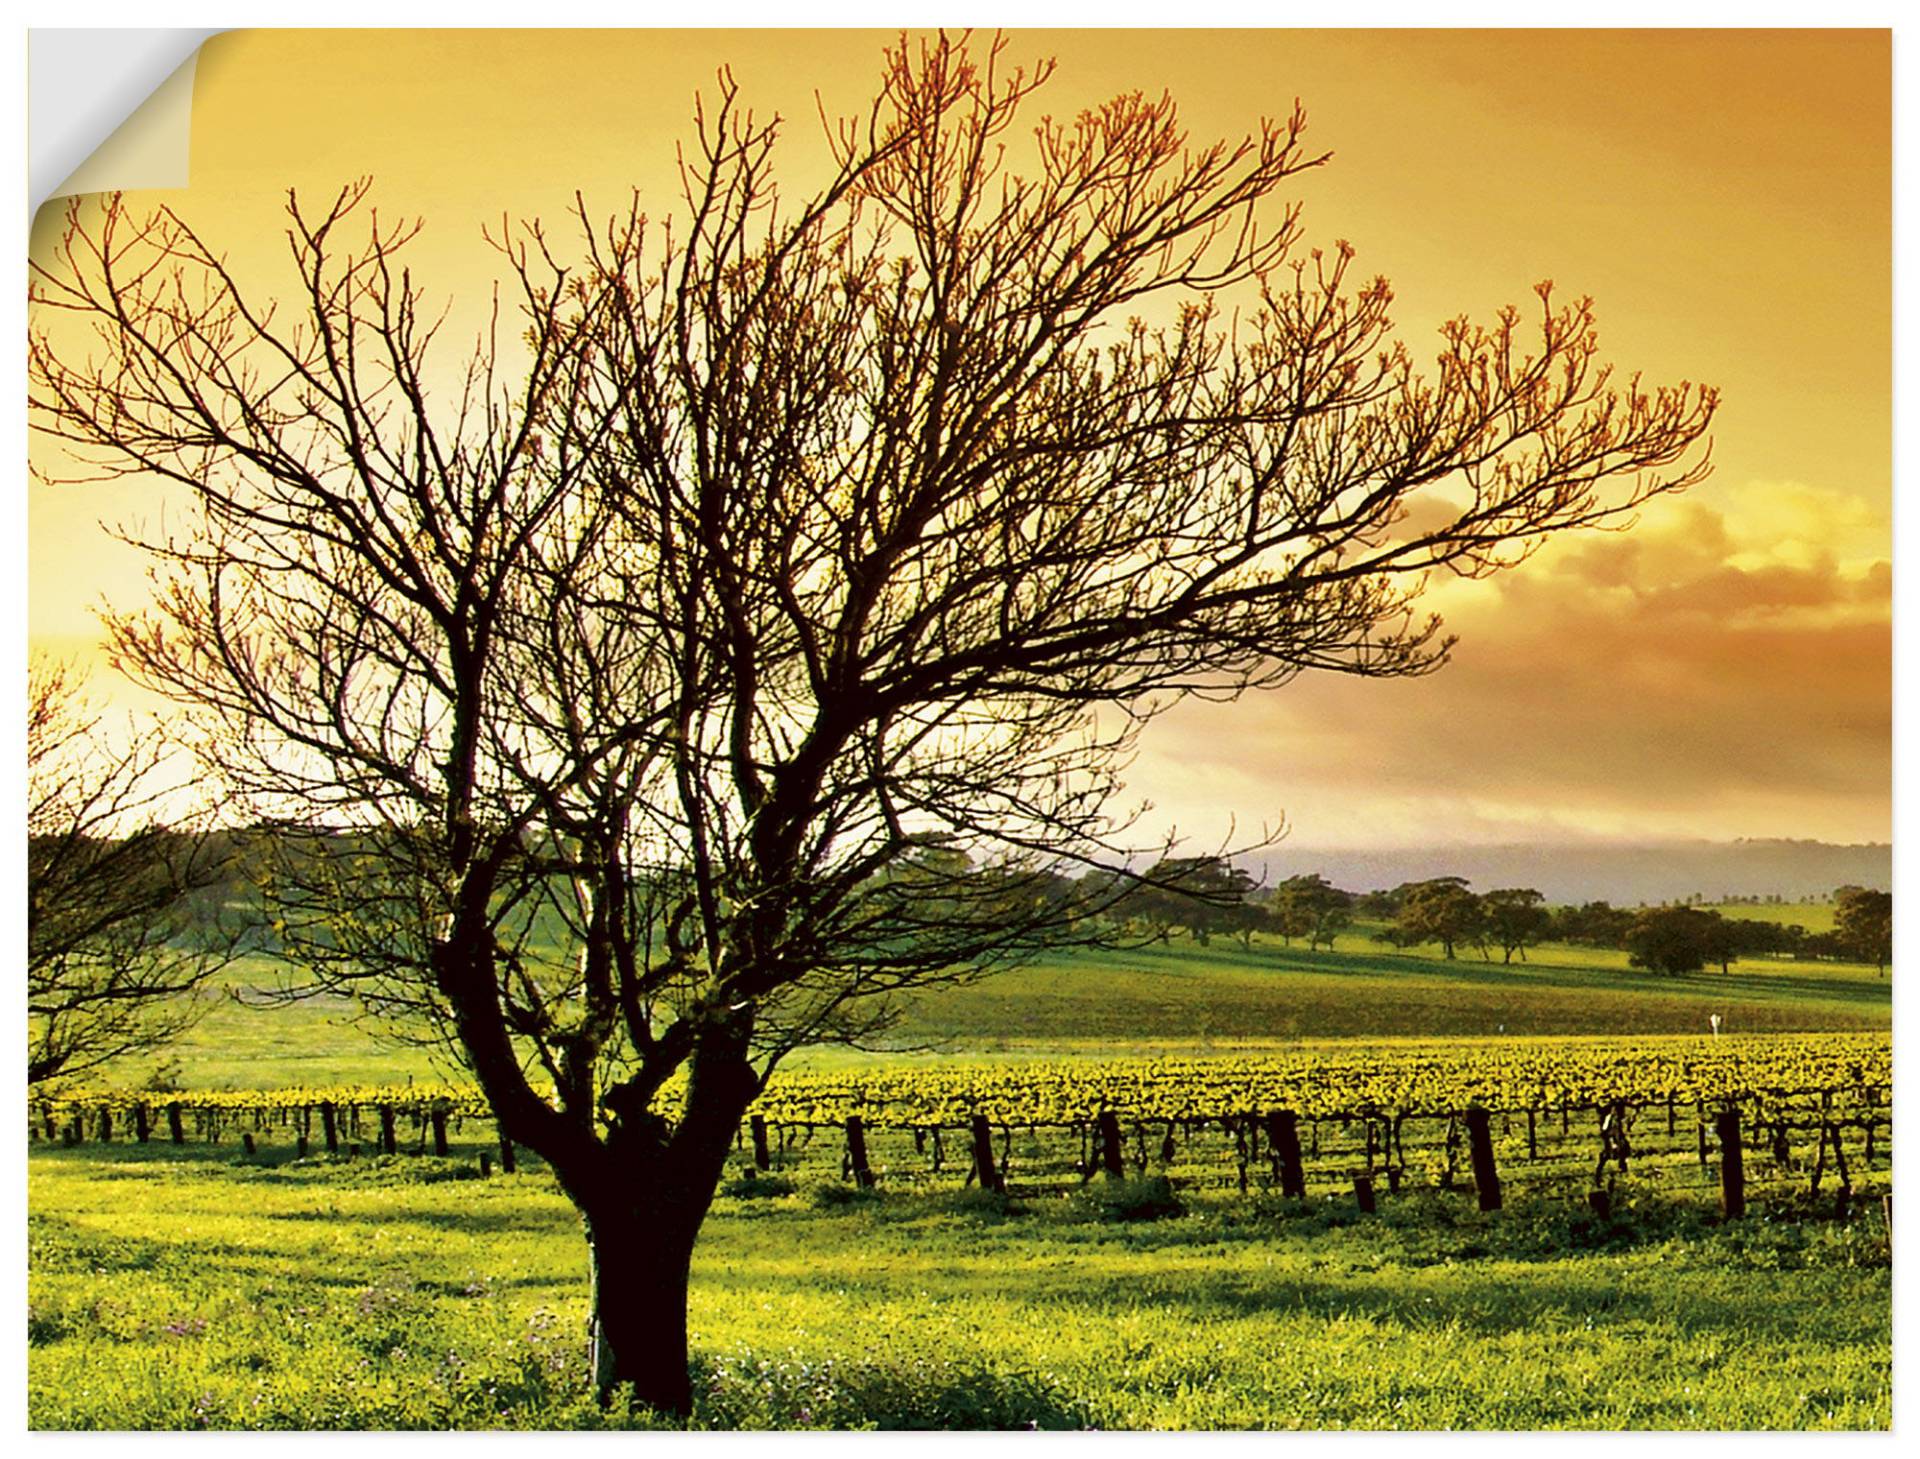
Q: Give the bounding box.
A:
[1352,1173,1377,1214]
[1716,1107,1746,1219]
[1465,1107,1502,1212]
[749,1115,772,1171]
[167,1102,184,1145]
[1265,1109,1307,1199]
[844,1116,875,1188]
[1820,1120,1852,1204]
[970,1114,1004,1193]
[1096,1110,1126,1180]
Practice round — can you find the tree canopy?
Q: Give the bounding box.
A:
[1272,873,1354,951]
[1622,906,1721,976]
[1380,877,1487,960]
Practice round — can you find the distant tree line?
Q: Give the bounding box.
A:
[1080,861,1892,978]
[1369,878,1891,977]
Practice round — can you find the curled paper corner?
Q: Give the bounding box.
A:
[30,29,229,222]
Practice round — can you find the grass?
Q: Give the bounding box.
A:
[893,937,1886,1056]
[106,914,1890,1090]
[27,1140,1890,1430]
[35,899,1890,1429]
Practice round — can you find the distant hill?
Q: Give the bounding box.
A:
[1256,839,1891,907]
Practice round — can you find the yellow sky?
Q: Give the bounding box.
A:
[27,28,1891,848]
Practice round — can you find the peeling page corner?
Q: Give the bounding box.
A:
[29,29,230,215]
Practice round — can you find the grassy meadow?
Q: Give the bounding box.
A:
[29,906,1893,1430]
[28,1140,1891,1430]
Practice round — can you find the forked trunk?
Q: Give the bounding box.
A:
[571,1035,759,1418]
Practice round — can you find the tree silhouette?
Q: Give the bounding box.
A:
[29,33,1717,1412]
[26,660,247,1085]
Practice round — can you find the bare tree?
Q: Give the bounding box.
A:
[26,659,247,1085]
[29,34,1716,1413]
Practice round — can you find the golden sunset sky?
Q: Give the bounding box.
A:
[27,28,1891,850]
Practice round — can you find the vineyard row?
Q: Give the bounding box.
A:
[31,1081,1890,1222]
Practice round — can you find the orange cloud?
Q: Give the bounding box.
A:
[1131,478,1889,848]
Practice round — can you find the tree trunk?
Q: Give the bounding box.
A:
[584,1203,703,1416]
[565,1028,760,1418]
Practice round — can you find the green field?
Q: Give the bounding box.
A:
[27,1142,1891,1430]
[31,906,1894,1430]
[89,912,1890,1091]
[1700,901,1840,933]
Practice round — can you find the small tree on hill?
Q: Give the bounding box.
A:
[1833,886,1892,976]
[1482,887,1550,964]
[1697,911,1744,974]
[1273,874,1353,951]
[1622,906,1720,976]
[1381,877,1486,960]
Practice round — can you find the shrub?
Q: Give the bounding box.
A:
[722,1170,796,1200]
[807,1181,882,1210]
[1082,1175,1184,1222]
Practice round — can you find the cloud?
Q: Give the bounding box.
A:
[1126,479,1890,848]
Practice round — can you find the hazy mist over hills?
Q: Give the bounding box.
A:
[1256,839,1891,906]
